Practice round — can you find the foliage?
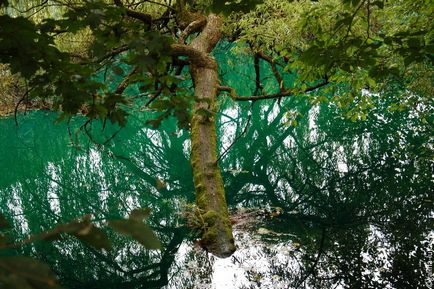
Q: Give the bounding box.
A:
[224,0,433,118]
[1,0,173,124]
[0,0,432,287]
[0,110,191,288]
[0,0,431,124]
[1,180,161,289]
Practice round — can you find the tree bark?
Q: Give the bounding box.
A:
[176,14,236,258]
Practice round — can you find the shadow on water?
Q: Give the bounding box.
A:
[0,90,432,289]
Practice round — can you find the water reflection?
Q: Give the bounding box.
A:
[0,91,432,289]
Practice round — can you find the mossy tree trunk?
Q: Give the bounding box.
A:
[172,14,235,258]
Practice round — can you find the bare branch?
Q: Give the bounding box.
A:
[115,66,139,95]
[178,17,207,44]
[295,227,326,289]
[79,45,129,65]
[218,79,329,101]
[253,54,263,94]
[10,0,48,13]
[142,85,164,108]
[114,0,153,25]
[99,45,129,63]
[133,0,176,11]
[14,85,33,126]
[257,51,284,92]
[345,0,367,40]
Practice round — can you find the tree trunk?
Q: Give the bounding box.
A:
[184,14,235,258]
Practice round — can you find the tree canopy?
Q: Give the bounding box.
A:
[0,0,432,120]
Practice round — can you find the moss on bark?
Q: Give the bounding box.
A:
[187,14,235,258]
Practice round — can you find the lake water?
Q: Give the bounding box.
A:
[0,104,432,289]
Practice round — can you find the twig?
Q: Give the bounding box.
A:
[80,45,129,65]
[257,51,284,92]
[115,66,139,95]
[142,85,164,108]
[344,0,367,40]
[253,54,263,94]
[366,0,371,39]
[134,0,176,11]
[103,127,122,145]
[11,0,48,13]
[14,85,33,126]
[66,117,77,148]
[14,97,25,127]
[114,0,153,25]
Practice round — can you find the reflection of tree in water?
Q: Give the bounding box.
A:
[211,90,432,288]
[0,87,432,288]
[0,112,194,288]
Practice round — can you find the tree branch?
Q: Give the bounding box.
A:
[171,43,216,69]
[115,66,139,95]
[178,17,207,44]
[257,51,284,92]
[345,0,367,40]
[142,85,164,108]
[79,45,129,65]
[132,0,176,11]
[296,227,326,289]
[14,85,33,126]
[114,0,152,25]
[253,54,263,94]
[218,79,329,101]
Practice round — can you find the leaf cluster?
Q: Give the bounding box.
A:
[224,0,433,117]
[0,208,160,289]
[1,0,174,125]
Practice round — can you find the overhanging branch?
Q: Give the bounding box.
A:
[218,79,329,101]
[114,0,152,25]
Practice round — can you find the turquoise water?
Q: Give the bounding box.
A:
[0,98,432,288]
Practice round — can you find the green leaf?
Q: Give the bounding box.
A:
[109,219,161,249]
[0,256,64,289]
